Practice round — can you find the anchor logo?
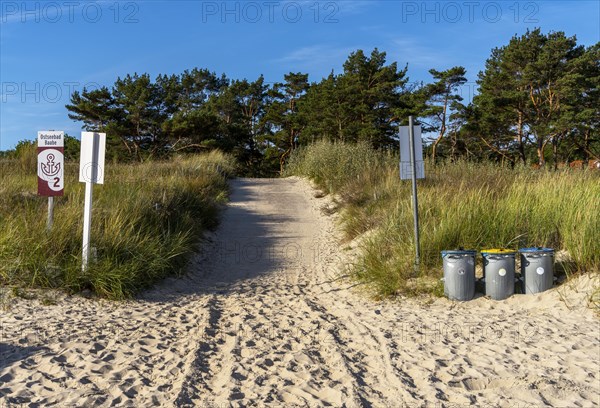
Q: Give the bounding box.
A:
[41,153,61,177]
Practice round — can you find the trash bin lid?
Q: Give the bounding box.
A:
[441,249,477,257]
[519,247,554,254]
[481,248,516,256]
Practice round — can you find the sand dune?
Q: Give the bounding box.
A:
[1,177,598,407]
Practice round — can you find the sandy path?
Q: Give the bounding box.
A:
[1,177,599,407]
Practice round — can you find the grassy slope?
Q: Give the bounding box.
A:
[0,152,235,299]
[286,141,600,297]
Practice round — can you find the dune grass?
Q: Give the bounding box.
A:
[286,141,600,297]
[0,151,235,299]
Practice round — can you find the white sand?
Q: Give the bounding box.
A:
[1,177,598,407]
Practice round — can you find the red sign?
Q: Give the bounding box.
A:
[37,131,65,196]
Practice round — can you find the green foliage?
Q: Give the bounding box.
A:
[64,48,411,174]
[0,151,235,299]
[287,142,600,298]
[66,86,115,131]
[300,49,409,149]
[14,139,37,174]
[64,134,81,161]
[62,33,598,173]
[418,66,468,162]
[265,72,310,173]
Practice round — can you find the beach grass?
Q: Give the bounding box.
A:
[0,151,235,299]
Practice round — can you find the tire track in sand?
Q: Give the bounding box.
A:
[174,178,412,407]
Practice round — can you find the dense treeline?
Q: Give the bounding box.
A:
[4,29,597,174]
[64,48,413,175]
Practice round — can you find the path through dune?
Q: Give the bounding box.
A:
[1,178,599,407]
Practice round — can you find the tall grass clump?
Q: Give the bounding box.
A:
[285,141,396,194]
[286,141,600,298]
[0,151,235,299]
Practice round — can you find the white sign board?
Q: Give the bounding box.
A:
[79,132,106,184]
[37,131,65,196]
[399,125,425,180]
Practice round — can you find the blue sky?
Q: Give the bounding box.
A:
[1,0,598,150]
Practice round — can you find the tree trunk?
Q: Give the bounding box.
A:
[516,111,526,164]
[133,143,142,162]
[552,137,559,170]
[536,145,544,167]
[584,129,591,165]
[536,137,547,167]
[431,135,443,164]
[450,130,457,162]
[279,149,290,175]
[120,138,133,156]
[432,93,449,164]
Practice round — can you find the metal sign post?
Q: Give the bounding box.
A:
[37,131,65,232]
[82,178,94,271]
[399,117,424,267]
[408,116,420,266]
[47,197,55,231]
[79,132,106,271]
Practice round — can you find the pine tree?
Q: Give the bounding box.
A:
[419,66,467,162]
[66,86,115,131]
[265,72,309,173]
[472,29,585,166]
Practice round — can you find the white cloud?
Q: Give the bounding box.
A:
[273,44,358,77]
[388,38,449,69]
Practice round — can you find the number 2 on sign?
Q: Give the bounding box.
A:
[54,177,60,188]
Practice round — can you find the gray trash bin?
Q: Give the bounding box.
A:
[481,249,516,300]
[520,247,554,294]
[441,250,477,301]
